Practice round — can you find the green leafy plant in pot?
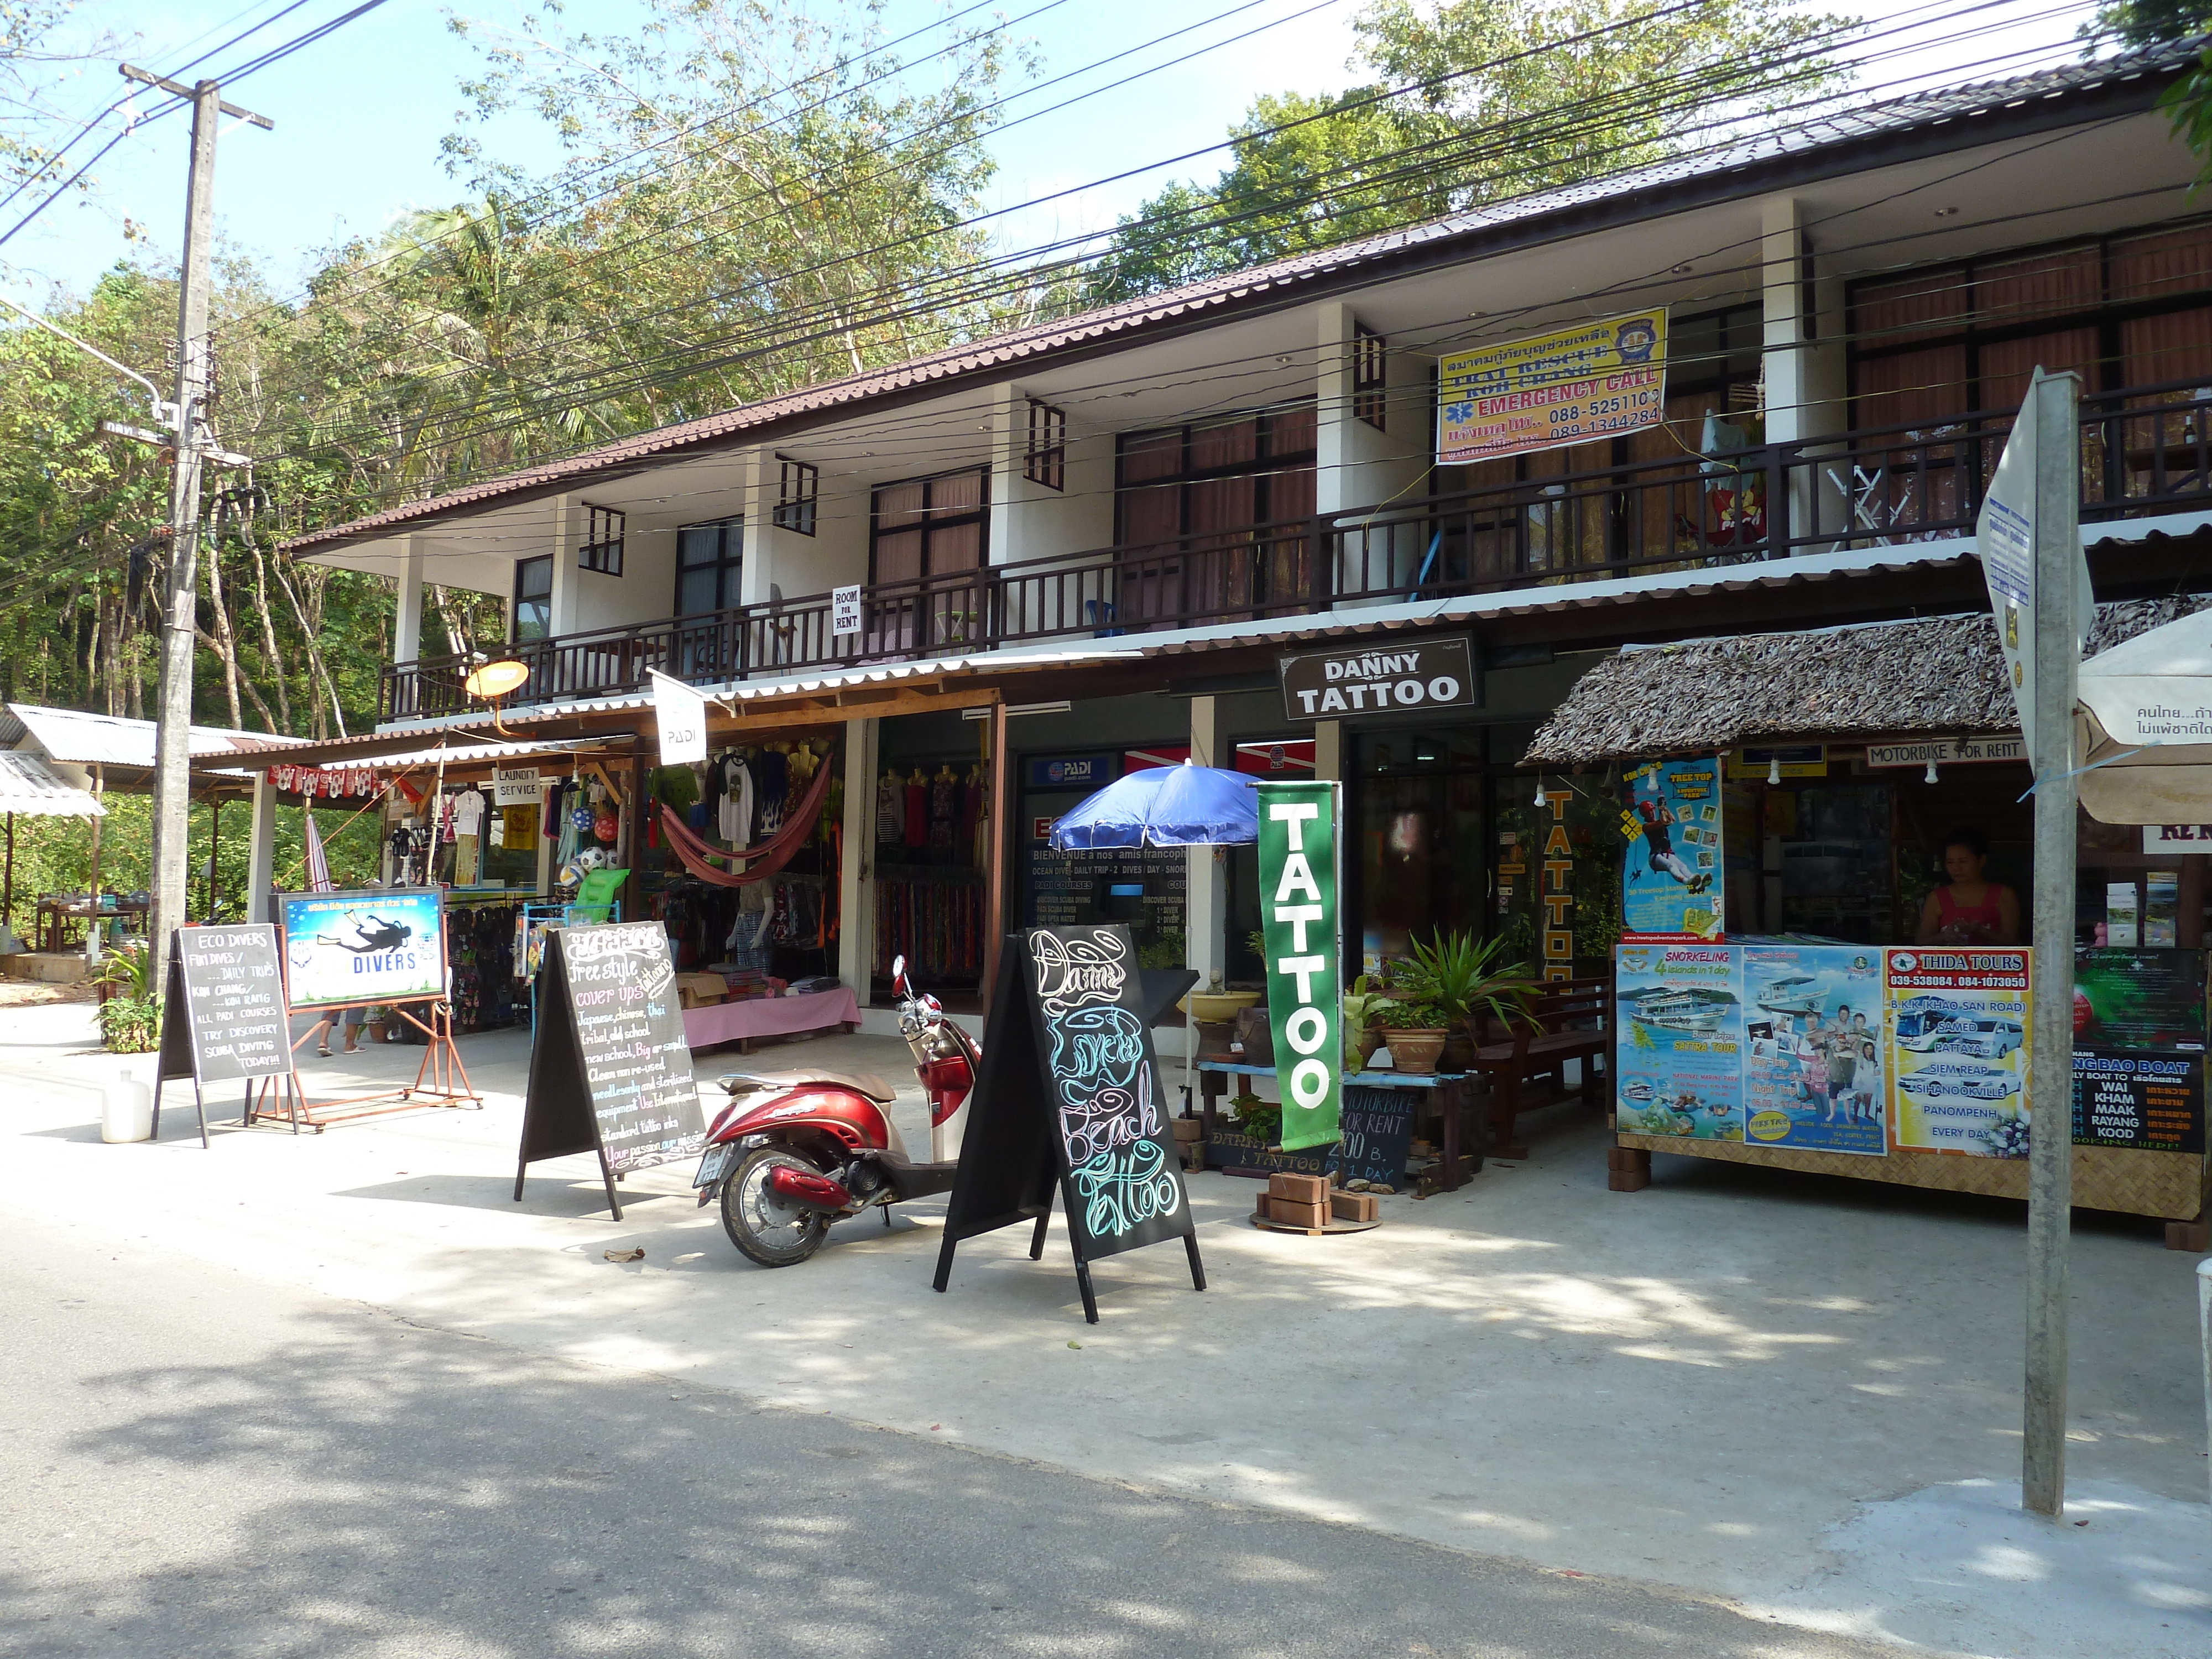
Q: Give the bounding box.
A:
[1342,973,1393,1071]
[1393,930,1537,1070]
[1370,996,1451,1074]
[90,942,161,1055]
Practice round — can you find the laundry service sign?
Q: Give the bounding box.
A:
[1279,636,1477,723]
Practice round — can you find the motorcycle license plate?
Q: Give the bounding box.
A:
[692,1142,739,1189]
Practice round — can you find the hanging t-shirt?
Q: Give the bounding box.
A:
[755,748,789,836]
[929,771,956,857]
[718,753,754,846]
[454,787,486,837]
[876,773,903,843]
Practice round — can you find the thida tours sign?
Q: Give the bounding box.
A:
[1279,636,1477,723]
[1256,780,1342,1152]
[1438,310,1667,465]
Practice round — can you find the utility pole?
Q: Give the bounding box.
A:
[123,65,270,998]
[2022,368,2083,1518]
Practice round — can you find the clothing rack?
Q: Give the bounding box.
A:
[874,868,984,986]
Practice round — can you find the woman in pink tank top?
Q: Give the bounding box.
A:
[1914,826,2022,946]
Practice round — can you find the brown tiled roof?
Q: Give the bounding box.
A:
[282,40,2199,556]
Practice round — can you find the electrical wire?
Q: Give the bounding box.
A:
[233,7,2104,482]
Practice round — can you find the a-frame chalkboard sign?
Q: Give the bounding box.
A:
[152,925,302,1146]
[513,921,706,1220]
[933,925,1204,1323]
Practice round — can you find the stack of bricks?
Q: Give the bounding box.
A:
[1256,1172,1329,1228]
[1254,1173,1385,1228]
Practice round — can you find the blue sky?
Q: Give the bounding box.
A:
[3,0,2095,312]
[3,0,1365,305]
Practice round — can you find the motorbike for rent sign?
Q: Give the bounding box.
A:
[1279,636,1476,723]
[1256,780,1342,1152]
[1619,758,1723,940]
[1437,310,1667,465]
[1885,947,2033,1156]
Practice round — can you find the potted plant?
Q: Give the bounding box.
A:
[1394,930,1537,1070]
[89,942,160,1055]
[1228,1092,1281,1149]
[1371,997,1450,1074]
[1342,973,1392,1071]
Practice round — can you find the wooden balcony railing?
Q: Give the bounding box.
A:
[379,380,2212,722]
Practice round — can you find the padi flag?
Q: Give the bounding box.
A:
[649,669,708,766]
[1257,780,1342,1151]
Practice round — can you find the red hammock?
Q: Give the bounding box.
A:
[656,757,834,888]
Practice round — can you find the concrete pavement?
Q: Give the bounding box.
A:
[3,1003,2207,1656]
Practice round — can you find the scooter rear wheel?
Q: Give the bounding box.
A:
[721,1146,833,1267]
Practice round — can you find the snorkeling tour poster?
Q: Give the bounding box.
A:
[1619,758,1724,941]
[1740,944,1887,1156]
[1615,941,1744,1141]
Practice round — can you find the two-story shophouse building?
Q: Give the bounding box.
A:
[237,39,2212,1017]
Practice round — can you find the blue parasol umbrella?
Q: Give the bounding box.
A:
[1048,760,1259,849]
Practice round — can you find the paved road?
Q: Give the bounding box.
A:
[1,1209,1921,1659]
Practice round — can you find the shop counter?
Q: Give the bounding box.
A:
[682,984,860,1053]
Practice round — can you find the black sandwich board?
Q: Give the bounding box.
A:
[513,921,705,1220]
[1327,1086,1419,1190]
[153,924,300,1146]
[933,925,1204,1323]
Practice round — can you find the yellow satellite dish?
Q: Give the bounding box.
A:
[463,659,530,700]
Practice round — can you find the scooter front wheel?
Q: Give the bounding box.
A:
[721,1146,833,1267]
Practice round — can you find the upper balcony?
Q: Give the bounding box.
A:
[378,379,2212,724]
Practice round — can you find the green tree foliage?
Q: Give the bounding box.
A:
[2088,0,2212,45]
[1083,0,1855,305]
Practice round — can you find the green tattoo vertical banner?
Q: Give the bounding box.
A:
[1257,780,1342,1151]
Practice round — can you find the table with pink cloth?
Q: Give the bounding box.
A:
[681,984,862,1052]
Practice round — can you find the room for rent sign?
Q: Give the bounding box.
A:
[1438,310,1667,465]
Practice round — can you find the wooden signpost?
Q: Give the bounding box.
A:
[152,924,301,1146]
[514,921,705,1220]
[934,924,1204,1323]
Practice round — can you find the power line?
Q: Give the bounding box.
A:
[237,3,2075,477]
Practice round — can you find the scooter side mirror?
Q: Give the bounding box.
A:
[891,953,906,981]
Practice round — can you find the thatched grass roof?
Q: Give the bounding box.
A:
[1523,597,2212,766]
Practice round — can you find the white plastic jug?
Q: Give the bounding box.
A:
[100,1077,152,1143]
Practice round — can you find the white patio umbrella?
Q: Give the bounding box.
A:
[2076,608,2212,823]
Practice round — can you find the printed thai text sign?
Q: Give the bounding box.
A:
[1885,947,2033,1157]
[1438,311,1666,465]
[2072,1050,2204,1152]
[1739,945,1886,1155]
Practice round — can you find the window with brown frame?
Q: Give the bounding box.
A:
[870,467,988,586]
[1846,216,2212,426]
[578,503,624,575]
[1353,324,1387,430]
[1025,398,1066,491]
[774,456,819,535]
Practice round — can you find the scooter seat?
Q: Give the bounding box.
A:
[721,1068,900,1104]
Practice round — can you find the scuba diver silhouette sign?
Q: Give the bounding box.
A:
[280,889,445,1008]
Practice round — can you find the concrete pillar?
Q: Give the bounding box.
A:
[1316,301,1357,515]
[839,717,878,994]
[1761,195,1848,547]
[1313,719,1343,782]
[1186,696,1228,992]
[737,451,774,606]
[547,494,582,637]
[984,382,1025,565]
[245,772,276,924]
[392,534,425,664]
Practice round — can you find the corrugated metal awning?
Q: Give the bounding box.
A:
[0,752,104,816]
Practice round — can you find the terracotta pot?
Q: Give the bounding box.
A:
[1387,1029,1448,1074]
[1441,1022,1477,1073]
[1234,1005,1275,1066]
[1349,1026,1381,1071]
[1194,1019,1236,1059]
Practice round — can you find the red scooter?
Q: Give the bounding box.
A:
[692,954,975,1267]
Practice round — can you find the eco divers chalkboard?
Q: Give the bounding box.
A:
[933,925,1204,1323]
[152,924,301,1146]
[513,921,705,1220]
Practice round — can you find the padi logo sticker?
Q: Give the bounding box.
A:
[1280,635,1477,723]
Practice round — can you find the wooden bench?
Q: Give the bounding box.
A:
[1472,976,1611,1160]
